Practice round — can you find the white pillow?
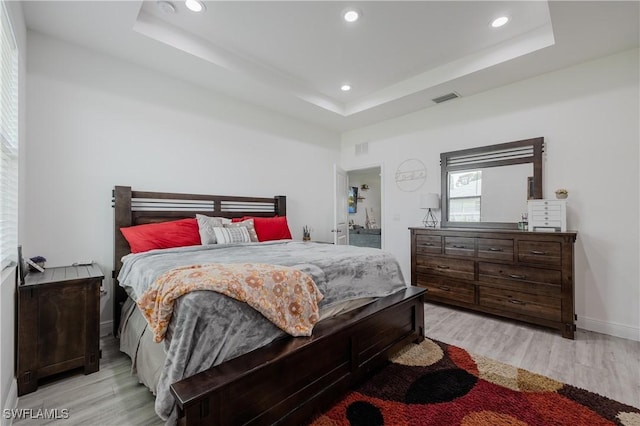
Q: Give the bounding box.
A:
[213,226,251,245]
[196,214,232,244]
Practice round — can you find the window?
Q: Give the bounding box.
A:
[448,170,481,222]
[0,1,18,271]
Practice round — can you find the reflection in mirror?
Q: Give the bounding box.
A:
[448,164,532,223]
[440,137,543,229]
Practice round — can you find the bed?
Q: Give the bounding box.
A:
[112,186,425,425]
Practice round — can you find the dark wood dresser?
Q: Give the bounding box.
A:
[17,264,103,395]
[410,227,577,338]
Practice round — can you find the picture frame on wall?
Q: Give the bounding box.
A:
[348,186,358,214]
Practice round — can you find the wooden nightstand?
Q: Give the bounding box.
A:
[17,264,103,396]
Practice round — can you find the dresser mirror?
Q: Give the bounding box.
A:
[440,137,543,229]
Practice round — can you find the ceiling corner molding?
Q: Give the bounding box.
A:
[344,23,556,116]
[133,10,346,116]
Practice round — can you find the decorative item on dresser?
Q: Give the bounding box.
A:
[528,199,567,232]
[410,227,577,339]
[555,188,569,199]
[16,264,104,395]
[420,193,440,228]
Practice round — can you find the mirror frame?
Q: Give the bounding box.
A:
[440,137,544,229]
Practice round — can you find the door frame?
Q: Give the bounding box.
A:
[333,164,349,245]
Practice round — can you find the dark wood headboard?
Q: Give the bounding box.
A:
[111,186,286,335]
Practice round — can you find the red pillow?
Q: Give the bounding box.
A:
[120,218,201,253]
[234,216,292,242]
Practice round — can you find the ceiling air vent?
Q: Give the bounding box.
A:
[432,92,460,104]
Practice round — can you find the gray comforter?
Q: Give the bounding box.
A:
[118,241,406,423]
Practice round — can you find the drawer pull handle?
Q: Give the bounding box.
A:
[423,243,433,246]
[508,274,527,280]
[509,299,525,305]
[488,248,503,252]
[452,245,466,249]
[530,250,547,255]
[437,265,450,269]
[438,286,451,291]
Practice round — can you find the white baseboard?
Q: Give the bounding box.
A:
[577,316,640,341]
[100,320,113,337]
[2,379,18,426]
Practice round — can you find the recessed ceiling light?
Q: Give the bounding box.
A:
[343,8,360,23]
[185,0,205,13]
[491,16,509,28]
[341,84,352,92]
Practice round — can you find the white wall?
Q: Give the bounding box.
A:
[341,49,640,341]
[25,32,340,333]
[1,1,26,422]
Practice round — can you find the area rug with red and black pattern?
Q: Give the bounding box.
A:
[310,338,639,426]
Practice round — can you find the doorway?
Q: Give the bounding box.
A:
[347,166,382,249]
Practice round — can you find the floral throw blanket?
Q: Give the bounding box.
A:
[138,263,324,342]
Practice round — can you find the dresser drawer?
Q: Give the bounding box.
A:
[530,209,562,219]
[530,203,562,213]
[530,219,564,229]
[416,274,474,304]
[416,234,442,255]
[478,262,561,294]
[479,286,561,322]
[477,238,514,262]
[518,241,562,266]
[416,256,475,281]
[444,237,475,257]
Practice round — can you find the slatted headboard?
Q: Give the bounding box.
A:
[111,186,286,335]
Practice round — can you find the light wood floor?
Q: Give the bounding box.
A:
[424,304,640,409]
[14,304,639,425]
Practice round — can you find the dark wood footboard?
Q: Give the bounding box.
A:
[171,286,426,426]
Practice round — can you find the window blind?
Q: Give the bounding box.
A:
[0,1,18,271]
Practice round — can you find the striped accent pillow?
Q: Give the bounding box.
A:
[213,226,251,245]
[196,214,232,244]
[224,219,259,242]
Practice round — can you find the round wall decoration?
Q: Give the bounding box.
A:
[395,159,427,192]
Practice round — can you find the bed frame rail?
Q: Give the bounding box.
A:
[171,287,425,426]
